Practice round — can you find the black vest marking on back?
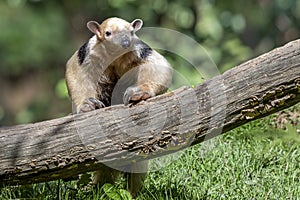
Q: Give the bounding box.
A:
[78,42,88,65]
[136,40,152,59]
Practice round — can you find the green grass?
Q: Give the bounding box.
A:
[141,122,300,199]
[1,108,300,199]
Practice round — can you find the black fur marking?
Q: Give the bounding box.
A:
[97,75,117,107]
[78,42,88,65]
[136,40,152,59]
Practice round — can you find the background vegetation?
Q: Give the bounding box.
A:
[0,0,299,199]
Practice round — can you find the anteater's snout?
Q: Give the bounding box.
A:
[121,36,131,49]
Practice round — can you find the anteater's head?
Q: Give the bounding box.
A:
[87,17,143,53]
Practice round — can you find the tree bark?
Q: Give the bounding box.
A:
[1,39,300,186]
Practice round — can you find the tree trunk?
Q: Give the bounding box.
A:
[1,39,300,186]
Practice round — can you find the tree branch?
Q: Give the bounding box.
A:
[1,39,300,186]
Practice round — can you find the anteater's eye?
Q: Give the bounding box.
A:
[105,31,111,37]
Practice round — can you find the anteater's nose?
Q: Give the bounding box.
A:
[121,38,131,49]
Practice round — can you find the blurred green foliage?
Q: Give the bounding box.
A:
[0,0,299,125]
[0,1,70,75]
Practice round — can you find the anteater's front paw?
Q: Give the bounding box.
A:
[123,86,153,106]
[79,97,105,113]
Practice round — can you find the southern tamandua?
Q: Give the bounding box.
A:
[65,17,173,195]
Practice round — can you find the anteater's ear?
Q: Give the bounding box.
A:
[87,21,102,39]
[131,19,143,32]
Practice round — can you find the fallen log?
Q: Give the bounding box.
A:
[0,39,300,185]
